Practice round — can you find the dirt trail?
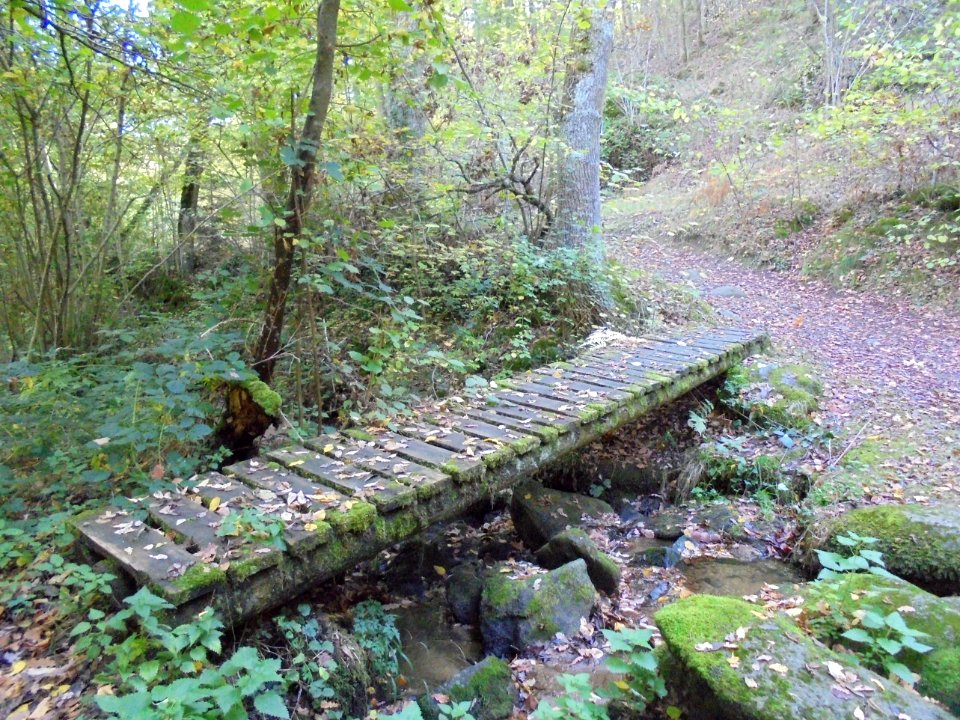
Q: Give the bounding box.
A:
[612,233,960,430]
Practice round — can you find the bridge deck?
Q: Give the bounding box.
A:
[74,327,767,622]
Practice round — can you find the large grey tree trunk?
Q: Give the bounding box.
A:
[551,0,615,267]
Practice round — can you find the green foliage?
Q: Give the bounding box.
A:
[72,588,289,719]
[0,325,252,513]
[0,516,115,621]
[274,604,341,716]
[352,599,403,690]
[811,536,932,686]
[217,508,286,551]
[532,626,664,720]
[815,532,898,581]
[602,82,689,181]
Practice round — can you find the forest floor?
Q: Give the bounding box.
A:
[608,211,960,501]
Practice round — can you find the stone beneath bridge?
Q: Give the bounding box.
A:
[73,326,768,623]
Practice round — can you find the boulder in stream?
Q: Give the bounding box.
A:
[655,595,952,720]
[806,503,960,594]
[803,572,960,713]
[480,559,597,657]
[510,481,614,550]
[446,561,487,626]
[534,528,621,595]
[419,656,517,720]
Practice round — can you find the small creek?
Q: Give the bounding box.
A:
[394,595,482,695]
[681,557,804,597]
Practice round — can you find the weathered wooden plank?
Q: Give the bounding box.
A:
[388,423,505,471]
[481,399,581,433]
[493,389,591,421]
[75,507,219,603]
[266,447,416,512]
[304,436,455,493]
[194,470,330,555]
[146,492,283,580]
[424,411,541,454]
[532,367,628,392]
[462,406,568,442]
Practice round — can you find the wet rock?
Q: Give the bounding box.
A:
[480,559,597,657]
[681,557,802,597]
[510,481,614,550]
[647,580,671,603]
[803,573,960,713]
[645,507,687,540]
[534,528,621,595]
[806,503,960,594]
[626,537,673,567]
[447,561,487,626]
[656,595,952,720]
[419,656,518,720]
[395,597,483,695]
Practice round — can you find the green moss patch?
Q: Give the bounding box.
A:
[817,504,960,593]
[239,378,281,417]
[327,501,377,534]
[655,595,952,720]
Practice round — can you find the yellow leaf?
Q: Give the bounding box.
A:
[304,523,317,532]
[289,460,304,467]
[434,565,446,576]
[768,663,789,675]
[12,660,27,674]
[745,677,758,689]
[614,680,630,691]
[208,497,221,512]
[323,444,334,453]
[314,509,326,521]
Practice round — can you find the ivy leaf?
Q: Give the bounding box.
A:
[254,691,290,718]
[841,627,872,644]
[388,0,413,10]
[170,11,202,35]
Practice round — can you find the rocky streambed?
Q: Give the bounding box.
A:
[296,475,960,719]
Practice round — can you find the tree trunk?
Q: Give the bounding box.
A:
[177,137,204,273]
[550,0,615,268]
[679,0,689,63]
[219,0,340,460]
[253,0,340,385]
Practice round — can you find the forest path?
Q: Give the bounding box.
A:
[609,229,960,444]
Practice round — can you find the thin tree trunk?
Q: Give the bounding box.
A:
[253,0,340,385]
[177,137,204,273]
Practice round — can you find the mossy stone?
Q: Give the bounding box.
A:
[655,595,952,720]
[534,528,620,595]
[744,361,822,428]
[816,503,960,593]
[420,656,518,720]
[510,480,614,549]
[802,572,960,713]
[480,559,597,657]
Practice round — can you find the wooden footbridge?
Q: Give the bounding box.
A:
[74,327,767,622]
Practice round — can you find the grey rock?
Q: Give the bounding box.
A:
[510,481,614,550]
[534,528,621,595]
[480,559,597,657]
[447,561,486,626]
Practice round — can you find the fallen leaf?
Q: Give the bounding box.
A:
[208,497,221,512]
[769,663,789,675]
